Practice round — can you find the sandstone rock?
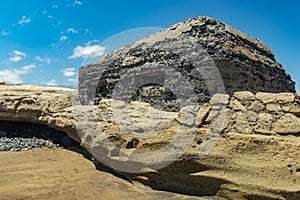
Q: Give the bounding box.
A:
[248,100,265,112]
[195,104,211,127]
[233,91,255,101]
[254,113,274,134]
[282,103,300,113]
[209,94,230,105]
[273,113,300,135]
[1,85,300,199]
[0,85,79,142]
[256,92,295,104]
[229,99,246,112]
[232,112,253,134]
[266,103,281,112]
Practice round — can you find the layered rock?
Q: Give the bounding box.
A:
[0,85,79,142]
[79,16,295,111]
[1,86,300,199]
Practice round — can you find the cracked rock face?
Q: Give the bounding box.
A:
[79,16,295,111]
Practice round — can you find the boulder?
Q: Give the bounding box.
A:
[79,16,295,112]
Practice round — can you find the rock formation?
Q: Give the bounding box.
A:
[1,17,299,200]
[80,92,300,200]
[79,16,295,112]
[1,85,299,199]
[0,85,79,142]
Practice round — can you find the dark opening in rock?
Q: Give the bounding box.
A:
[0,121,79,151]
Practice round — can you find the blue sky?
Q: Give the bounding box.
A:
[0,0,299,90]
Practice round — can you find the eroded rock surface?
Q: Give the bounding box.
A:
[0,85,78,142]
[1,86,300,199]
[81,91,300,200]
[79,16,295,111]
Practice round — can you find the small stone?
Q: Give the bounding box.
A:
[248,101,265,112]
[273,114,300,135]
[256,92,295,104]
[209,94,230,105]
[233,112,253,134]
[233,91,254,101]
[230,99,246,112]
[266,103,281,112]
[254,113,273,134]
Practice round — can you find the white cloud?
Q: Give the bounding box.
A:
[43,79,57,86]
[21,64,36,72]
[35,56,51,64]
[9,50,26,63]
[52,5,59,8]
[61,68,76,77]
[60,35,68,41]
[0,70,22,84]
[73,0,82,6]
[68,43,105,59]
[67,28,78,34]
[0,65,35,84]
[18,16,31,26]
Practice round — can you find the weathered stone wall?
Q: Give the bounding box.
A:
[212,91,300,136]
[90,91,300,199]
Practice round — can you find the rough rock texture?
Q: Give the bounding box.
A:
[80,92,300,200]
[1,85,300,199]
[0,85,79,142]
[79,16,295,111]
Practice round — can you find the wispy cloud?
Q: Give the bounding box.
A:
[43,79,58,86]
[52,5,59,8]
[20,64,36,72]
[0,64,35,84]
[67,28,78,34]
[9,50,26,63]
[18,16,31,26]
[61,68,76,77]
[68,42,105,59]
[35,56,51,64]
[60,35,68,41]
[73,0,82,6]
[1,29,11,36]
[52,35,68,47]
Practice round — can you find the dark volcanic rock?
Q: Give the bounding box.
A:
[79,16,295,111]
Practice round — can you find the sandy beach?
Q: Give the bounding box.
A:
[0,147,206,200]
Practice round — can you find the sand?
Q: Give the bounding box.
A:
[0,147,205,200]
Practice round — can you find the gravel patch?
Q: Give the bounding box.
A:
[0,121,78,152]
